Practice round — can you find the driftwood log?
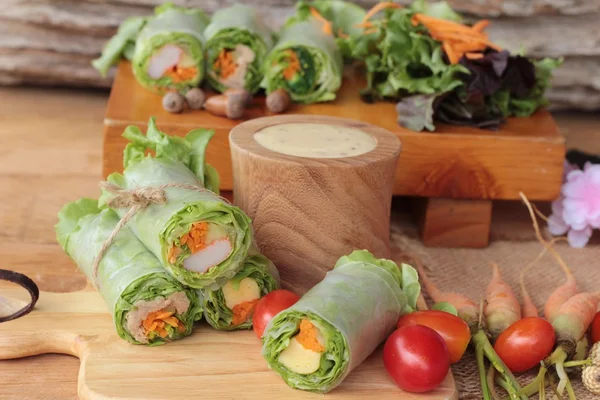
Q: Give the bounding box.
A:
[1,0,599,110]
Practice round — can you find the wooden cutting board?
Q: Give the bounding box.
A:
[0,285,458,400]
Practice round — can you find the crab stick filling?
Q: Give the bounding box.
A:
[211,44,255,89]
[147,44,198,82]
[126,292,190,344]
[278,320,325,374]
[168,222,233,273]
[221,277,261,326]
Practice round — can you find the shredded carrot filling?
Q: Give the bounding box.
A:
[142,309,185,338]
[296,320,325,353]
[282,50,301,81]
[168,222,209,264]
[231,299,260,326]
[164,65,198,83]
[411,13,501,64]
[356,2,402,28]
[309,7,333,35]
[213,49,237,78]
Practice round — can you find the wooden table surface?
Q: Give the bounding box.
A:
[0,86,598,400]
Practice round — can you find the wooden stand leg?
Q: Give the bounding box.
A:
[413,197,492,249]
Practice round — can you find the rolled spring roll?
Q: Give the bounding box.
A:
[288,0,366,59]
[202,252,279,330]
[100,118,252,290]
[55,199,201,345]
[261,250,420,393]
[260,18,343,104]
[132,4,210,92]
[204,4,274,94]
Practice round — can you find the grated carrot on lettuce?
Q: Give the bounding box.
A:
[164,65,198,83]
[213,49,236,78]
[282,50,301,81]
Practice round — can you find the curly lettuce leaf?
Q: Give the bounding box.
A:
[350,8,466,102]
[92,16,148,77]
[122,117,219,194]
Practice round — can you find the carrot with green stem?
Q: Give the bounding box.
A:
[485,263,522,339]
[414,258,526,399]
[518,192,579,321]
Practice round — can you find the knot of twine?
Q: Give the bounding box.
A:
[91,181,231,287]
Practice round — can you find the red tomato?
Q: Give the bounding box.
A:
[494,317,556,373]
[383,325,450,393]
[397,310,471,364]
[591,312,600,344]
[252,289,300,338]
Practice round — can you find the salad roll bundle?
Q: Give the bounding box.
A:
[262,250,420,393]
[260,19,343,104]
[203,252,279,330]
[56,199,200,345]
[101,118,252,290]
[132,4,210,92]
[204,4,274,94]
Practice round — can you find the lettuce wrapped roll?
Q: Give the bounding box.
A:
[132,4,210,92]
[288,1,366,59]
[204,4,274,94]
[55,199,201,345]
[260,19,343,104]
[261,250,420,393]
[203,252,279,330]
[101,118,252,290]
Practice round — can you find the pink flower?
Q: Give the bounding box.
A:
[547,161,600,248]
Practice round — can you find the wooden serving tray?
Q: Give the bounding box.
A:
[103,61,565,248]
[0,285,458,400]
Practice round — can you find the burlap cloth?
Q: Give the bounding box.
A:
[389,198,600,399]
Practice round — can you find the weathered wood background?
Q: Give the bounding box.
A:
[1,0,599,110]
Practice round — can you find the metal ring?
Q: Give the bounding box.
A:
[0,269,40,323]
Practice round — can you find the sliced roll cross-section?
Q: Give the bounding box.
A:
[55,199,201,345]
[132,5,210,92]
[202,253,279,330]
[204,4,274,93]
[261,250,421,393]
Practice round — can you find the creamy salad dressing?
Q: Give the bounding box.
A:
[253,123,377,159]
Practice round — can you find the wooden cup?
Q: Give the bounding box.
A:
[229,115,401,294]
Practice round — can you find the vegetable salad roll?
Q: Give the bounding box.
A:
[100,119,252,290]
[132,4,210,92]
[55,199,201,345]
[262,250,420,393]
[203,252,279,330]
[204,4,274,94]
[260,19,343,104]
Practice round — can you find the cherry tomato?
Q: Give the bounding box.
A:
[397,310,471,364]
[494,317,555,373]
[383,325,450,393]
[591,312,600,344]
[252,289,300,338]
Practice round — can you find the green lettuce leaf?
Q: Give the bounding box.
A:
[410,0,463,22]
[349,8,466,102]
[92,16,148,77]
[508,57,563,117]
[55,198,201,345]
[262,250,420,393]
[261,19,343,104]
[132,6,209,92]
[204,4,274,93]
[203,252,279,330]
[396,94,438,132]
[122,117,219,194]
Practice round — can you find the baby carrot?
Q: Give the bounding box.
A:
[484,263,522,339]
